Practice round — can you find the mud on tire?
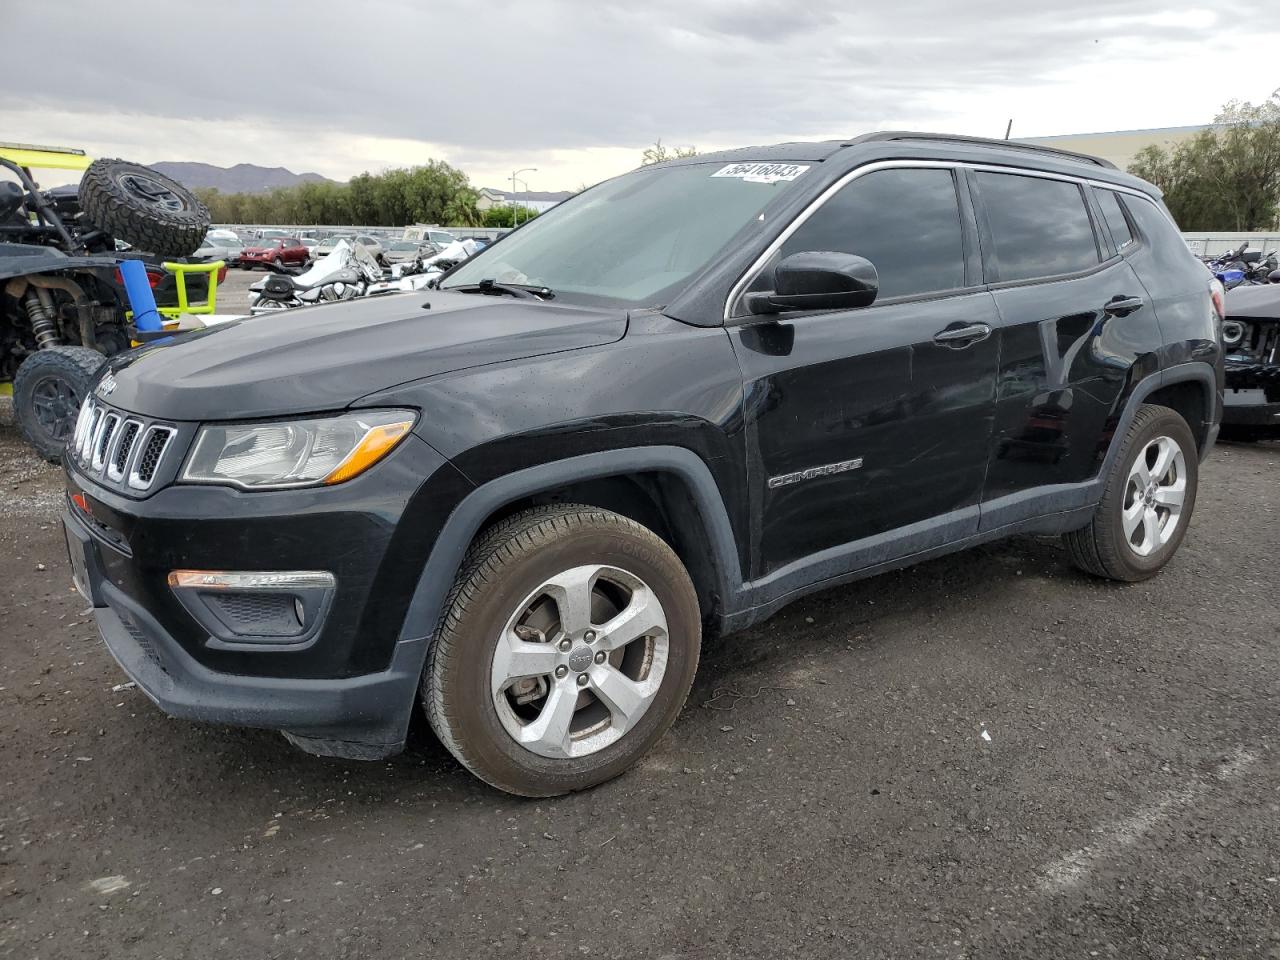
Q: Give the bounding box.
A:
[79,159,210,257]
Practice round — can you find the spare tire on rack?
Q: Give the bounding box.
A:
[79,158,210,257]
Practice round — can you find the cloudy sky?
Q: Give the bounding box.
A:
[4,1,1277,192]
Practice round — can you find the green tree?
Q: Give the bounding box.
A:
[641,139,698,166]
[481,204,539,228]
[1129,90,1280,230]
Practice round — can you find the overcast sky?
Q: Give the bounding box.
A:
[4,1,1277,192]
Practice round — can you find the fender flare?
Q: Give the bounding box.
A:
[1102,361,1219,474]
[395,445,746,647]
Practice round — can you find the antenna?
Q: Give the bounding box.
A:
[1004,119,1013,141]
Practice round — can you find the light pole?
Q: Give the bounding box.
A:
[510,167,537,228]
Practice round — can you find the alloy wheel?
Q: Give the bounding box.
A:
[1121,435,1186,557]
[490,564,669,759]
[29,376,80,440]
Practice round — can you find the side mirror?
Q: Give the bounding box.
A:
[748,251,879,315]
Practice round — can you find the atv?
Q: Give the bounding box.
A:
[1,142,211,460]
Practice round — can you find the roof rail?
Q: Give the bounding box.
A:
[844,131,1118,170]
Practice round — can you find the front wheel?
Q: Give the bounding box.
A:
[12,347,106,462]
[1063,403,1199,581]
[423,504,701,797]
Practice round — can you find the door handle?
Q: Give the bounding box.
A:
[1104,295,1145,316]
[933,322,992,347]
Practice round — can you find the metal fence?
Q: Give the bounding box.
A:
[1181,232,1280,256]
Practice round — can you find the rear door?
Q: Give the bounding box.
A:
[729,164,1000,577]
[969,169,1163,525]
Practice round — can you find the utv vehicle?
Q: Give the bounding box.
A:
[1,143,210,459]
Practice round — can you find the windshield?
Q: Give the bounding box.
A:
[390,241,418,251]
[442,162,807,307]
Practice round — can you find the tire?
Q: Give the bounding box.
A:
[12,346,106,462]
[79,158,210,257]
[1063,404,1199,582]
[423,504,701,797]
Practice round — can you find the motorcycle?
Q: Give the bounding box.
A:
[247,239,383,315]
[1201,243,1278,289]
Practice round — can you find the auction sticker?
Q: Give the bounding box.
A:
[712,162,810,184]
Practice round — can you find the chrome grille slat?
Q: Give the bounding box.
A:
[107,419,142,481]
[70,397,177,494]
[128,426,175,491]
[90,412,118,471]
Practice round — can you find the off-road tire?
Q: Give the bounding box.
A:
[1063,404,1199,582]
[423,504,701,797]
[79,159,209,257]
[13,346,106,462]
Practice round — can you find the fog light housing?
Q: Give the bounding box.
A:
[167,570,336,650]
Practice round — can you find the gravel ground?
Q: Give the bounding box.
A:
[1,399,1277,960]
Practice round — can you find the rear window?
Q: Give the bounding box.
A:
[1096,189,1134,249]
[977,172,1099,282]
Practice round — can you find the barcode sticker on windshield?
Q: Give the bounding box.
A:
[712,163,810,184]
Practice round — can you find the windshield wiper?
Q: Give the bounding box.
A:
[449,279,555,300]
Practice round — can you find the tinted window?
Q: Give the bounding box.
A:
[977,172,1098,281]
[773,168,965,301]
[1096,189,1133,249]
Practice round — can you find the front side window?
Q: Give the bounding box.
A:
[759,167,967,303]
[977,172,1099,282]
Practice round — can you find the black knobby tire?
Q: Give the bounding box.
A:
[423,504,701,797]
[12,347,106,462]
[79,159,210,257]
[1063,404,1199,582]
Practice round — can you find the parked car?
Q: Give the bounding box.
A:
[1220,282,1280,437]
[382,240,438,266]
[63,132,1221,797]
[195,233,244,265]
[300,237,320,260]
[402,224,456,247]
[315,234,355,259]
[239,237,309,269]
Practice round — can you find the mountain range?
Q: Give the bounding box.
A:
[150,162,336,194]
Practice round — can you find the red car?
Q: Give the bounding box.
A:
[239,237,310,269]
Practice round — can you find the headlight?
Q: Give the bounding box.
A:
[1221,319,1245,347]
[180,409,415,489]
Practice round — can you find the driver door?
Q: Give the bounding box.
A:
[729,165,1000,578]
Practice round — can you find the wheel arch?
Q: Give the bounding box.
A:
[397,446,746,648]
[1113,362,1219,467]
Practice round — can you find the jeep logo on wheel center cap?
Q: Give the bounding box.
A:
[567,647,594,672]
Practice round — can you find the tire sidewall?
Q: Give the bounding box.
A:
[1100,407,1199,578]
[436,526,700,796]
[12,348,104,462]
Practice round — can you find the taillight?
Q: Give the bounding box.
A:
[216,265,228,284]
[113,266,162,289]
[1209,277,1226,320]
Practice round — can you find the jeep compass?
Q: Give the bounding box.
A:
[63,132,1223,796]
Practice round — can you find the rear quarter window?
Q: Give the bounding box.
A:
[1096,189,1135,249]
[976,172,1099,282]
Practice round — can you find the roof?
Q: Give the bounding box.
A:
[667,131,1119,172]
[0,141,93,171]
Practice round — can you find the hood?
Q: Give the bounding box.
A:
[1226,283,1280,321]
[105,291,627,421]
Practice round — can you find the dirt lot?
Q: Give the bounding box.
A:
[1,400,1277,960]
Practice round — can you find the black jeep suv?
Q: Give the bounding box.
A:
[63,133,1222,797]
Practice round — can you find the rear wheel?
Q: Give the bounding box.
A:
[423,504,701,797]
[12,347,106,462]
[1063,404,1199,581]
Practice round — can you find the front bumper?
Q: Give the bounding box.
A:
[63,433,473,757]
